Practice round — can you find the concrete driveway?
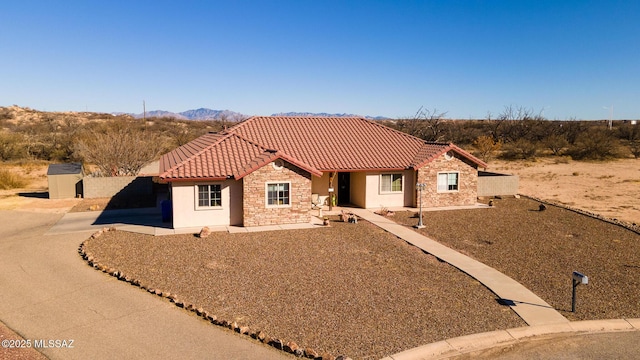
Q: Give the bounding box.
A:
[0,210,290,360]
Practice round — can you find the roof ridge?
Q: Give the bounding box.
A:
[230,131,323,177]
[221,115,256,134]
[351,116,431,144]
[229,131,275,152]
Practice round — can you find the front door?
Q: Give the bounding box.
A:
[337,172,350,206]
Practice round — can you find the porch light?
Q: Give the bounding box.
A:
[415,182,426,229]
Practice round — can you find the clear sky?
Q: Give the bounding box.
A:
[1,1,639,120]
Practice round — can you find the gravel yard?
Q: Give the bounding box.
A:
[0,321,47,360]
[392,197,640,321]
[84,218,524,359]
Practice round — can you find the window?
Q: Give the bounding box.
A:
[197,184,222,208]
[266,182,290,206]
[437,172,459,192]
[380,173,403,193]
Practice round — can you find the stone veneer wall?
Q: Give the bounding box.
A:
[242,160,312,227]
[417,154,478,207]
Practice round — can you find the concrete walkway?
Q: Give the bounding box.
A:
[349,208,569,327]
[0,210,290,360]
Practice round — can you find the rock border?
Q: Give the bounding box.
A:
[78,227,351,360]
[518,194,640,235]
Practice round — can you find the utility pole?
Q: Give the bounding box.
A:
[143,100,146,122]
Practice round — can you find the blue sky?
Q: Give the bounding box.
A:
[1,1,639,120]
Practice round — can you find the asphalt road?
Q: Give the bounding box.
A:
[453,331,640,360]
[0,210,290,360]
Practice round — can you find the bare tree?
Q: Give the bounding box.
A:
[75,124,165,176]
[396,106,448,142]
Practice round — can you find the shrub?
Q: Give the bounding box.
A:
[543,134,569,156]
[568,129,621,160]
[501,139,539,160]
[0,132,26,161]
[0,168,29,190]
[628,140,640,159]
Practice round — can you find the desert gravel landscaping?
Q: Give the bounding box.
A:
[392,196,640,321]
[84,218,524,359]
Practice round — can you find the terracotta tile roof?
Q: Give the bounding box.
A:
[159,116,486,181]
[159,132,321,181]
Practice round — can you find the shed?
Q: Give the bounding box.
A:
[47,163,84,199]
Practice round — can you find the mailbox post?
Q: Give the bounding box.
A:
[572,271,588,312]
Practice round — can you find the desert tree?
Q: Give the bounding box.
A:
[496,105,545,143]
[396,106,449,142]
[75,120,166,176]
[472,135,502,163]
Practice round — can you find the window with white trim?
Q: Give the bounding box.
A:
[197,184,222,208]
[437,172,459,192]
[266,182,290,206]
[380,173,403,193]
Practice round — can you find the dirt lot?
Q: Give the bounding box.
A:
[490,158,640,225]
[83,219,524,360]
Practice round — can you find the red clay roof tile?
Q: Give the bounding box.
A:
[159,116,486,181]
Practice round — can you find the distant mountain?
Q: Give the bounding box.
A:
[180,108,246,121]
[131,108,389,121]
[272,112,389,120]
[133,108,247,121]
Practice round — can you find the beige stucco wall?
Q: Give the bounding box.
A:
[417,153,478,207]
[242,160,311,227]
[350,172,367,207]
[311,172,331,196]
[362,170,415,209]
[171,180,243,228]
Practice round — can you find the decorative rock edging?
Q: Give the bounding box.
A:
[78,228,351,360]
[518,194,640,235]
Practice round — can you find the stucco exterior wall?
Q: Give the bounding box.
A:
[417,154,478,207]
[171,180,243,228]
[83,176,153,199]
[362,170,415,209]
[311,172,331,196]
[477,171,519,197]
[242,160,312,227]
[350,172,367,208]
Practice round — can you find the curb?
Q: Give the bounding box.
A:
[382,318,640,360]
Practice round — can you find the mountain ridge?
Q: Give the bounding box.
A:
[130,108,389,120]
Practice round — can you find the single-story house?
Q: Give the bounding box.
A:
[159,116,487,228]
